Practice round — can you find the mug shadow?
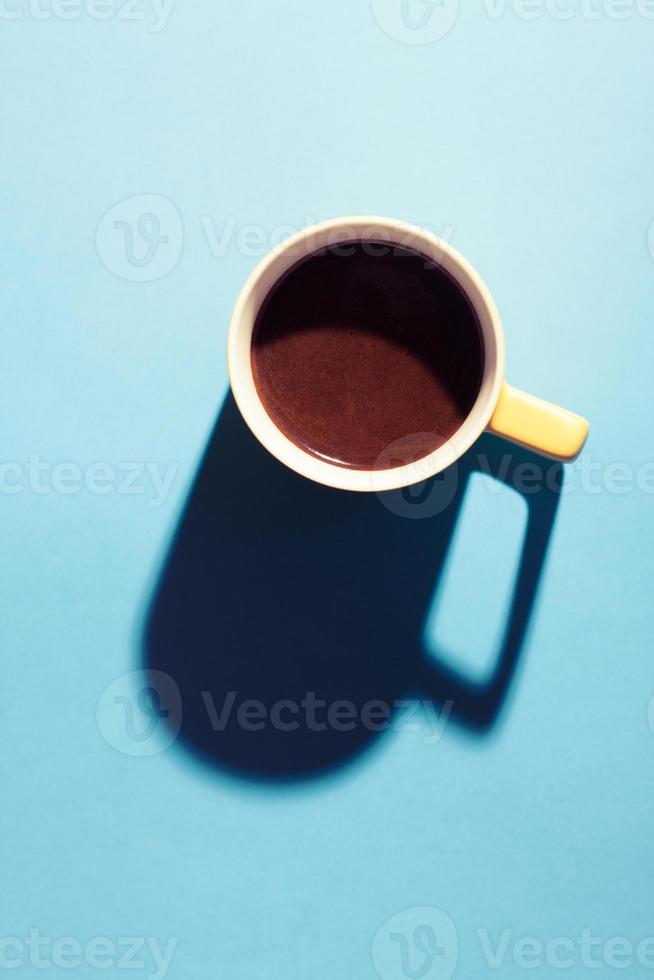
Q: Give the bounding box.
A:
[143,393,562,784]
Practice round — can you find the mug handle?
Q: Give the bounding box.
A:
[488,383,589,462]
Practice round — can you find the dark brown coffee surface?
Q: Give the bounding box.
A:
[251,242,483,470]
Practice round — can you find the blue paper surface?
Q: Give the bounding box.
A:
[2,3,653,978]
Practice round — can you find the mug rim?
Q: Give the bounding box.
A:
[227,215,506,492]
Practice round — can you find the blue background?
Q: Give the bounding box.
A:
[2,1,653,978]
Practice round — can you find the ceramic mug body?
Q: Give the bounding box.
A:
[228,216,588,492]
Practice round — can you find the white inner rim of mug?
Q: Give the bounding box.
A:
[228,217,505,493]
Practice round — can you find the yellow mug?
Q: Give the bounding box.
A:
[228,216,589,492]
